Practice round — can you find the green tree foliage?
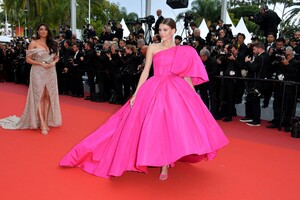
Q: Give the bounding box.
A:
[1,0,138,38]
[176,0,221,27]
[229,5,260,34]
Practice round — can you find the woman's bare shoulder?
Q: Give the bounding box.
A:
[28,40,38,49]
[149,43,163,54]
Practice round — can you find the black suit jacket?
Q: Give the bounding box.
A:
[245,51,271,90]
[83,49,96,72]
[72,50,84,71]
[154,15,164,35]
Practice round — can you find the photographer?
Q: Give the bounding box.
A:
[235,33,248,104]
[186,22,197,43]
[82,42,96,100]
[218,28,231,44]
[267,47,298,131]
[154,9,164,35]
[198,48,218,119]
[192,30,206,50]
[119,44,141,102]
[211,39,224,59]
[69,43,84,98]
[264,37,286,108]
[59,40,74,95]
[218,45,241,122]
[3,45,16,82]
[106,43,123,104]
[217,19,233,41]
[114,23,124,40]
[133,22,144,37]
[12,44,27,84]
[92,40,111,102]
[206,25,218,47]
[241,42,271,126]
[248,5,281,38]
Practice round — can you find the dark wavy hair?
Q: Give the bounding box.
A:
[36,23,58,54]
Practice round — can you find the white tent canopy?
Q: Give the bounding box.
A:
[0,35,12,43]
[120,18,130,38]
[235,17,252,45]
[198,19,209,39]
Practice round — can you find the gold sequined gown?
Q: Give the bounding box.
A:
[0,48,62,129]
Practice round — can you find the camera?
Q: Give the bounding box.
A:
[246,13,261,22]
[272,48,286,62]
[181,12,193,29]
[139,15,155,25]
[275,54,285,62]
[223,24,232,28]
[251,35,258,41]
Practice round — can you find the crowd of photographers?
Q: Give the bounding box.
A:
[0,7,300,131]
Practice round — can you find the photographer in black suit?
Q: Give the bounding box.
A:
[249,5,281,38]
[199,48,218,119]
[240,42,271,126]
[267,47,298,131]
[119,44,141,102]
[106,43,123,104]
[82,42,96,100]
[70,43,84,98]
[154,9,164,35]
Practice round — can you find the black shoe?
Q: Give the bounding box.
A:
[84,96,91,100]
[239,117,253,123]
[223,117,232,122]
[268,119,275,124]
[91,98,105,102]
[246,121,261,126]
[266,124,278,129]
[284,127,291,132]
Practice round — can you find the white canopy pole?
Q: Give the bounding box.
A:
[71,0,77,33]
[221,0,227,21]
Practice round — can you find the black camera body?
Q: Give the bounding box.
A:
[248,88,261,97]
[223,24,232,29]
[272,48,286,62]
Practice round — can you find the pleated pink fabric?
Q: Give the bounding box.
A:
[59,45,228,178]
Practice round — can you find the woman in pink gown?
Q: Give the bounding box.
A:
[60,18,228,180]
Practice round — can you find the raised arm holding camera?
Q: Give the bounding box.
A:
[248,5,281,38]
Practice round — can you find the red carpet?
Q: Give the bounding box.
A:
[0,82,300,200]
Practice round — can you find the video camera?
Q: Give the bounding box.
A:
[139,15,155,25]
[182,12,193,29]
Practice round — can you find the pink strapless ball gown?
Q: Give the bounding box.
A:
[59,45,229,178]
